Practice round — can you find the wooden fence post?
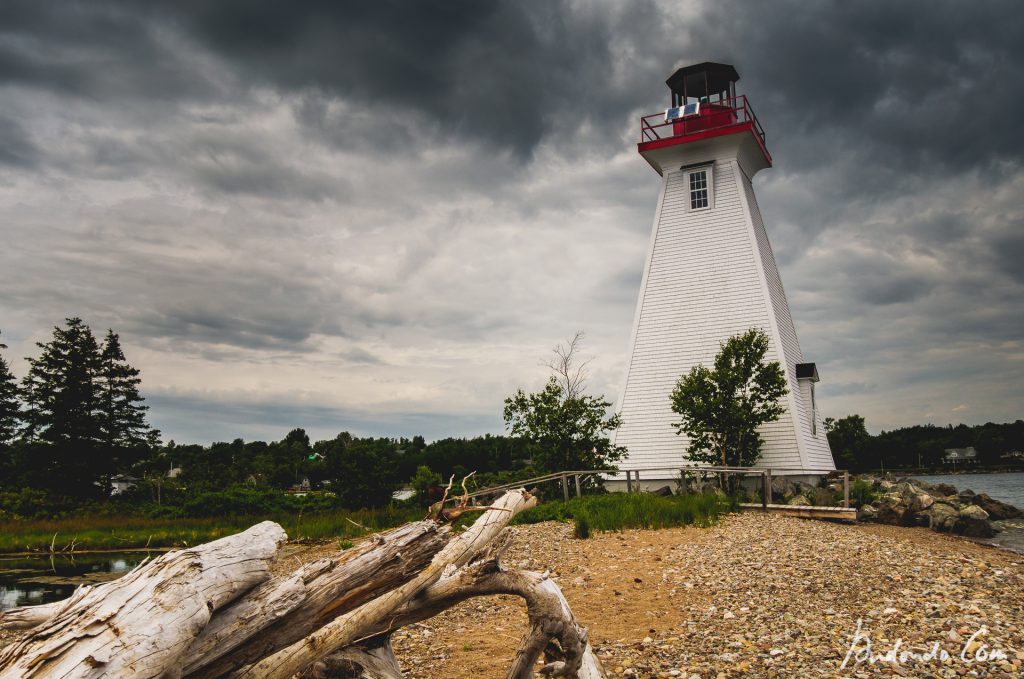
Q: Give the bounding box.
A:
[843,471,850,509]
[626,470,633,494]
[561,474,569,502]
[574,474,581,498]
[761,471,768,510]
[766,469,772,505]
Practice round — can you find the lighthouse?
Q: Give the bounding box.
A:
[614,62,835,479]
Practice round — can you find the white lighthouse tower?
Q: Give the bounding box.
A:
[614,62,834,478]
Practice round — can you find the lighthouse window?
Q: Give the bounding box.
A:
[688,168,711,210]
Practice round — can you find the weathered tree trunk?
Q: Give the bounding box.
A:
[0,521,287,678]
[0,490,606,679]
[185,520,449,678]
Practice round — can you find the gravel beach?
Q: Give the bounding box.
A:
[391,513,1024,678]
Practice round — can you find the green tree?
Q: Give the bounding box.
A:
[98,330,160,460]
[669,328,788,468]
[323,434,400,508]
[20,318,105,496]
[824,414,871,470]
[503,332,625,481]
[0,331,21,488]
[409,464,442,506]
[0,330,20,444]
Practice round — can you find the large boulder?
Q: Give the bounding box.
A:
[810,487,835,507]
[650,485,673,497]
[874,494,916,526]
[932,483,958,497]
[957,489,977,504]
[970,493,1023,520]
[771,476,795,499]
[926,502,960,532]
[954,505,995,538]
[857,504,878,522]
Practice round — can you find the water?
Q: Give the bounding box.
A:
[912,472,1024,553]
[0,552,150,611]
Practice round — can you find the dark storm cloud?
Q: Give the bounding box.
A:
[1,0,1022,441]
[692,0,1024,173]
[0,1,220,101]
[3,0,677,159]
[0,113,37,167]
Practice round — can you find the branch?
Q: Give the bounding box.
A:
[228,489,537,679]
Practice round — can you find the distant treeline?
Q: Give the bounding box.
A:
[0,428,536,518]
[826,416,1024,471]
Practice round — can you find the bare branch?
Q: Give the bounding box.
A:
[544,330,592,399]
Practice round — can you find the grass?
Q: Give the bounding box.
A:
[0,505,423,554]
[0,492,729,553]
[512,491,727,536]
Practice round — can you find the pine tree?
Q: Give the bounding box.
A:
[0,330,20,444]
[21,318,106,495]
[98,329,160,452]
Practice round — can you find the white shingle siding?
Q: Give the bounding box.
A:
[615,149,835,475]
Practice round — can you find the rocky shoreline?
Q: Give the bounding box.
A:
[765,473,1023,541]
[858,477,1022,538]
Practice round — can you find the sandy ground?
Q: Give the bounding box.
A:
[387,514,1024,678]
[4,514,1024,678]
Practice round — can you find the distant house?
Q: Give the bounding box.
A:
[943,447,978,464]
[287,477,312,493]
[1001,450,1023,460]
[110,474,140,495]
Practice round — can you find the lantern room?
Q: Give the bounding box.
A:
[666,61,739,106]
[638,61,771,173]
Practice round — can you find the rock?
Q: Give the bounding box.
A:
[771,476,794,499]
[787,495,809,506]
[857,504,878,522]
[954,505,995,538]
[957,489,976,504]
[874,495,916,527]
[910,492,935,513]
[927,502,960,532]
[651,485,674,497]
[971,493,1023,520]
[933,483,958,497]
[810,487,834,507]
[960,504,990,521]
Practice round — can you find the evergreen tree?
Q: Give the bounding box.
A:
[0,330,20,444]
[98,329,160,453]
[0,331,21,488]
[20,318,105,495]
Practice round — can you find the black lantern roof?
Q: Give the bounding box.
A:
[666,62,740,103]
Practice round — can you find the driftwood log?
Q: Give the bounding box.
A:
[0,489,606,678]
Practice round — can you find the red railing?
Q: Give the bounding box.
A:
[639,95,768,158]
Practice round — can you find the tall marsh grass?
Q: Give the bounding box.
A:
[513,491,726,535]
[0,506,423,554]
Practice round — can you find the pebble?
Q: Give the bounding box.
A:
[51,510,1008,679]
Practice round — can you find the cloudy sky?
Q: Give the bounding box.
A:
[1,0,1022,445]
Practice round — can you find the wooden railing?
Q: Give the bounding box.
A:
[638,95,771,164]
[467,466,851,509]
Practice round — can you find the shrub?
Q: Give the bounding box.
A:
[573,515,591,539]
[849,478,877,508]
[513,491,726,533]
